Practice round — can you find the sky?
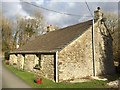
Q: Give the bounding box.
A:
[1,0,119,27]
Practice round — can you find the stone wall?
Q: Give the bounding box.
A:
[41,54,55,81]
[94,22,115,75]
[9,54,17,65]
[24,54,39,72]
[9,53,55,81]
[58,27,93,82]
[23,54,55,81]
[17,54,24,70]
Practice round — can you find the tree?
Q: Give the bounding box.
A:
[32,9,46,35]
[104,12,120,62]
[14,10,46,47]
[1,16,13,52]
[0,10,2,52]
[104,12,118,34]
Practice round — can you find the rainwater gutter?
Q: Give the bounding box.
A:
[55,51,58,83]
[92,19,96,76]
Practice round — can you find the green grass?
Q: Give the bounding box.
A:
[3,61,109,88]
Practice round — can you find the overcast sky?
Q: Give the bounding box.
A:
[2,0,119,27]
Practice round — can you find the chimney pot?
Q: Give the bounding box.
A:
[46,25,55,32]
[97,7,100,10]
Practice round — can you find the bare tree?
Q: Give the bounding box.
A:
[14,10,46,47]
[32,9,46,35]
[104,12,120,62]
[1,16,13,51]
[104,12,118,34]
[0,10,2,54]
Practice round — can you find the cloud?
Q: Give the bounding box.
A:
[45,12,71,26]
[2,1,30,19]
[2,1,119,28]
[78,14,92,22]
[2,0,20,2]
[67,2,75,7]
[43,2,118,27]
[35,0,44,5]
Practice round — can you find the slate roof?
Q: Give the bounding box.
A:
[12,19,93,53]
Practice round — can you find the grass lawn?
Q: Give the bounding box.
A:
[3,61,111,88]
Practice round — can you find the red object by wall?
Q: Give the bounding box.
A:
[36,79,42,84]
[6,60,9,65]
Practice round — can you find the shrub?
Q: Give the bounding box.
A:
[4,51,10,60]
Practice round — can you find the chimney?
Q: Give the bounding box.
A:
[46,25,55,32]
[94,7,103,20]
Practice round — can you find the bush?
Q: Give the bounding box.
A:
[4,51,10,60]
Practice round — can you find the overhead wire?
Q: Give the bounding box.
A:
[85,1,93,17]
[21,1,92,18]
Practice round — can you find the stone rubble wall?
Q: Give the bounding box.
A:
[58,27,93,82]
[107,80,119,88]
[93,25,104,75]
[24,54,39,72]
[17,54,24,70]
[9,54,17,65]
[9,54,55,81]
[41,54,54,81]
[94,22,115,75]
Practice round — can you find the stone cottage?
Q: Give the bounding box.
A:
[9,7,115,82]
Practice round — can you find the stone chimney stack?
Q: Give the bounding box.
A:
[94,7,103,20]
[47,25,55,32]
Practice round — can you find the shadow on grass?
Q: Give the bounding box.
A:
[105,73,120,82]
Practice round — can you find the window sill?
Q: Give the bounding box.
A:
[33,67,40,70]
